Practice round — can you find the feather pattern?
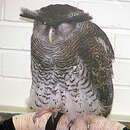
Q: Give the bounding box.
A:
[21,4,114,122]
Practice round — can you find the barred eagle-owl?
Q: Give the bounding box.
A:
[20,4,114,128]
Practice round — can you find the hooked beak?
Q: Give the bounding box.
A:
[48,27,55,43]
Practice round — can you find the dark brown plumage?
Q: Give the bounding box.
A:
[20,4,114,128]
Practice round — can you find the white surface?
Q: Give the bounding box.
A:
[0,51,2,75]
[112,86,130,116]
[115,34,130,59]
[0,0,130,118]
[2,50,31,78]
[0,77,31,107]
[113,59,130,85]
[0,24,32,50]
[78,1,130,29]
[0,0,3,19]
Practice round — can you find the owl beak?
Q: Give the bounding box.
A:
[49,27,55,43]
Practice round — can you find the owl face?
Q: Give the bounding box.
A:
[32,19,76,44]
[20,4,92,45]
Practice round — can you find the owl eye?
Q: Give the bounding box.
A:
[58,23,74,34]
[43,21,47,25]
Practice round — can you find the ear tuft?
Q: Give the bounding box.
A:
[20,8,38,20]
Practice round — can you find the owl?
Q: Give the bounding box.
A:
[20,4,114,129]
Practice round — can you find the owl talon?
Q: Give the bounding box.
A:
[33,109,50,123]
[51,112,57,124]
[87,122,90,130]
[33,112,39,123]
[67,120,74,130]
[33,108,59,124]
[51,109,58,117]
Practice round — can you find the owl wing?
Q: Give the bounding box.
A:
[79,22,114,116]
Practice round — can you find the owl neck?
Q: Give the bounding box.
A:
[31,37,80,70]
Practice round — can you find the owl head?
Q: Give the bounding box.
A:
[20,4,92,44]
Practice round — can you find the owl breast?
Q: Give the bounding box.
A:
[30,57,104,117]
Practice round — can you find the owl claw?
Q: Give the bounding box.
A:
[67,119,90,130]
[33,112,39,123]
[33,109,50,123]
[67,120,74,130]
[51,111,57,124]
[51,108,59,118]
[87,122,90,130]
[33,108,59,124]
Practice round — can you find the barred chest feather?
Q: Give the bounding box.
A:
[30,57,104,118]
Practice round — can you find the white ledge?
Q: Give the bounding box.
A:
[0,21,33,28]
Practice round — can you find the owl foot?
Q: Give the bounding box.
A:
[50,108,60,124]
[87,122,90,130]
[67,120,74,130]
[67,120,90,130]
[82,114,92,130]
[33,108,59,123]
